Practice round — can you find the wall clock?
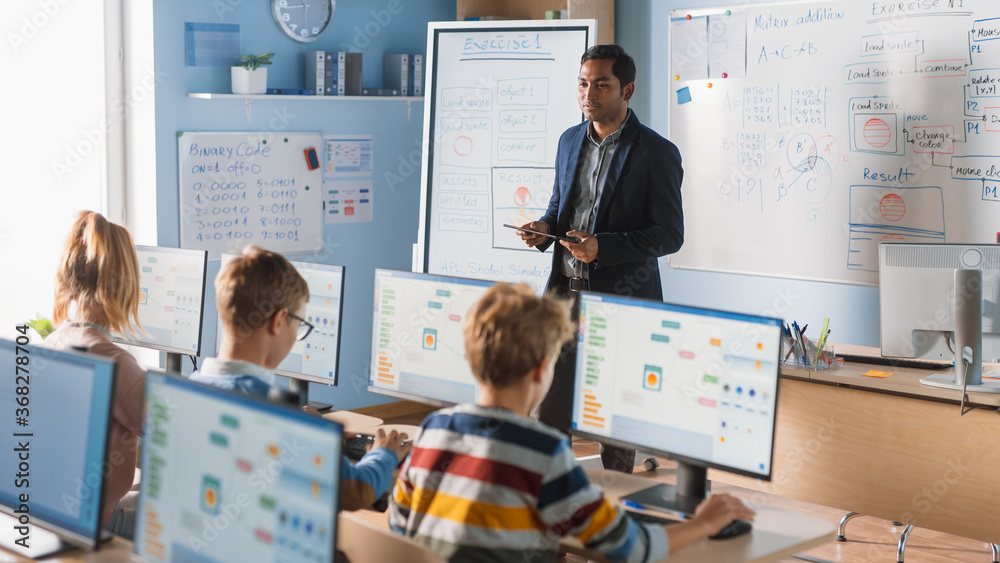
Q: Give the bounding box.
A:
[272,0,334,43]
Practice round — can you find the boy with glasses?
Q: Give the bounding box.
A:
[192,245,409,510]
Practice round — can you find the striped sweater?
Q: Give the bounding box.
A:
[389,404,669,562]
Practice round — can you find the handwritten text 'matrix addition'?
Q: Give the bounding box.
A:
[753,7,844,32]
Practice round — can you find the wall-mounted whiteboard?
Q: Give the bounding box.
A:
[416,20,596,290]
[668,0,1000,286]
[178,131,323,257]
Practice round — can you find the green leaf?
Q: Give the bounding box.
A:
[236,52,276,71]
[26,315,55,339]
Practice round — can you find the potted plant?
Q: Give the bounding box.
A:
[231,52,275,95]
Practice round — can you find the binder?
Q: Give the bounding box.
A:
[305,50,325,95]
[411,54,423,97]
[383,53,410,96]
[337,52,362,96]
[323,51,335,95]
[361,88,401,96]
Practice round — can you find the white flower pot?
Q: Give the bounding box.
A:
[231,66,267,95]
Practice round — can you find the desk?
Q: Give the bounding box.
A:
[711,344,1000,545]
[559,468,834,562]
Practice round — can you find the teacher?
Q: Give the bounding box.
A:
[518,44,684,472]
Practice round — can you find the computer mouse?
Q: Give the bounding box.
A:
[709,519,752,540]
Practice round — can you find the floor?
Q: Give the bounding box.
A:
[353,401,999,563]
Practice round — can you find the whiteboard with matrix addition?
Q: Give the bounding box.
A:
[416,20,596,290]
[178,131,324,258]
[668,0,1000,286]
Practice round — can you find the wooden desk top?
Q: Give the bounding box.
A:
[0,538,134,562]
[560,468,835,563]
[780,343,1000,408]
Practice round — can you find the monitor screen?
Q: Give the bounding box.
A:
[571,292,782,481]
[113,245,208,355]
[216,256,345,386]
[368,269,494,407]
[879,242,1000,363]
[135,371,342,563]
[0,338,116,547]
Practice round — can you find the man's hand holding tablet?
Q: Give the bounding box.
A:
[506,222,582,246]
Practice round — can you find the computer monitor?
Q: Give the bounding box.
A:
[570,292,782,515]
[134,370,342,563]
[216,255,345,388]
[0,337,116,556]
[879,242,1000,392]
[368,269,494,407]
[113,245,208,357]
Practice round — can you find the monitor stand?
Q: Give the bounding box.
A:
[920,372,1000,393]
[619,462,710,517]
[285,377,333,411]
[164,352,183,374]
[0,513,78,559]
[920,269,1000,393]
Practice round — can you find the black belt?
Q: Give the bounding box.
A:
[567,276,588,292]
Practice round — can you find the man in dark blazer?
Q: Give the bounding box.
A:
[518,44,684,472]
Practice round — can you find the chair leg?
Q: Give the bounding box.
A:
[836,511,861,542]
[990,542,999,563]
[896,524,914,563]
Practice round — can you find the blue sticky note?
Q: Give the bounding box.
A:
[676,87,692,105]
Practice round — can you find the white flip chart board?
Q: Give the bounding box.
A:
[668,0,1000,286]
[178,131,324,257]
[416,20,596,290]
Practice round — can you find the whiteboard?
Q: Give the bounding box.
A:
[178,131,324,257]
[416,20,596,290]
[668,0,1000,286]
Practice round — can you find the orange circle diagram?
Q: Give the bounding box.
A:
[879,193,906,221]
[863,118,892,148]
[514,186,531,207]
[426,334,435,347]
[880,234,906,243]
[205,488,217,508]
[453,135,473,156]
[646,372,658,387]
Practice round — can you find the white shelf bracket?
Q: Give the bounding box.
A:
[244,98,253,122]
[407,100,413,121]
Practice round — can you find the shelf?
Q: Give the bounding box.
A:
[188,93,424,101]
[188,93,424,121]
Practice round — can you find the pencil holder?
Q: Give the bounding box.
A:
[781,337,840,370]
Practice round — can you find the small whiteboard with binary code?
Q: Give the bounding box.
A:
[178,131,324,257]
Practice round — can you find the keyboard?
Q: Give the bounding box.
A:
[624,510,679,526]
[709,519,753,540]
[838,353,952,370]
[344,433,375,461]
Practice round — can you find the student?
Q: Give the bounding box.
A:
[191,245,409,510]
[44,210,144,538]
[389,284,754,562]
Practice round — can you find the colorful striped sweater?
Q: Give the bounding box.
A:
[389,404,669,562]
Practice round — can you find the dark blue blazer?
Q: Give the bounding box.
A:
[538,112,684,300]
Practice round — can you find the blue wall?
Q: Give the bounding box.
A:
[153,0,455,409]
[152,0,880,411]
[616,0,880,348]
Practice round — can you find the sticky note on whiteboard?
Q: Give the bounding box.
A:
[677,87,692,105]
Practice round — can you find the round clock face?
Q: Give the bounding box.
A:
[272,0,334,43]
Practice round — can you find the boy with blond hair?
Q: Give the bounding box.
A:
[389,283,753,562]
[192,245,409,510]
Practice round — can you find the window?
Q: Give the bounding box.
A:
[0,1,124,331]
